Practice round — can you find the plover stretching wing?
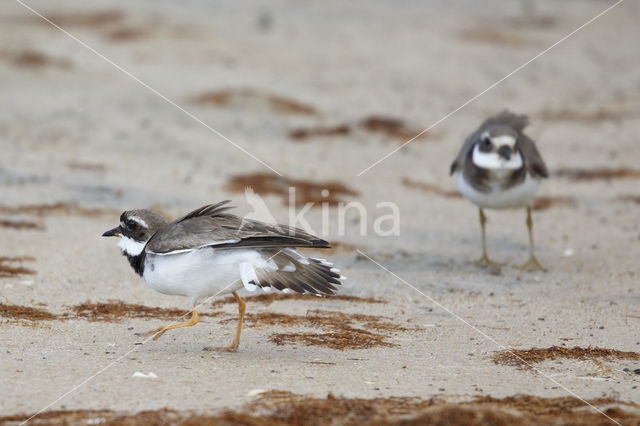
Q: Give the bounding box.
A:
[102,201,344,351]
[450,111,548,270]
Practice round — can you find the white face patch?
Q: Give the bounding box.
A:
[472,143,523,170]
[490,134,516,148]
[117,236,146,256]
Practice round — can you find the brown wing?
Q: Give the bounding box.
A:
[173,200,235,223]
[518,133,548,178]
[146,203,329,254]
[450,131,478,175]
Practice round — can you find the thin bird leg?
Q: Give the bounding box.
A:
[519,206,546,271]
[204,291,246,352]
[474,208,501,267]
[224,292,246,351]
[140,305,200,340]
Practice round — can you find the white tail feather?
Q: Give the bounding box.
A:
[240,262,259,291]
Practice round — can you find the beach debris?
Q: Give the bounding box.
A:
[131,371,158,379]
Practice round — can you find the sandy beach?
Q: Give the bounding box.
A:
[1,0,639,424]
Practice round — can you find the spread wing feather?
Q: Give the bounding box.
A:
[173,200,236,223]
[244,249,342,295]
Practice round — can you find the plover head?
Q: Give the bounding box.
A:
[472,125,523,171]
[102,209,168,256]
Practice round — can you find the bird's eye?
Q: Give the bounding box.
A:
[482,135,492,147]
[126,219,137,229]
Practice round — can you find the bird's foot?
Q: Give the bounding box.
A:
[519,256,546,272]
[203,342,239,352]
[137,326,169,340]
[473,254,503,269]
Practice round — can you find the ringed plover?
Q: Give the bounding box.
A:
[450,111,548,270]
[102,201,344,351]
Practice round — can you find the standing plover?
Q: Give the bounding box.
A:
[450,111,548,270]
[102,201,344,351]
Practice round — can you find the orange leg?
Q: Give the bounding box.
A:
[140,306,199,340]
[204,292,246,352]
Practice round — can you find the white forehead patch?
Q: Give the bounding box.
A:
[490,134,516,148]
[472,144,523,170]
[117,235,146,256]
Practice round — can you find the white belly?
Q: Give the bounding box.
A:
[142,248,263,302]
[457,172,540,210]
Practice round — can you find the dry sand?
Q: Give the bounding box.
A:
[1,0,639,424]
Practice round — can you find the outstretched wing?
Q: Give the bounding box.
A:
[146,202,329,254]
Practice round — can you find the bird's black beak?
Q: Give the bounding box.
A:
[498,145,511,160]
[102,227,120,237]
